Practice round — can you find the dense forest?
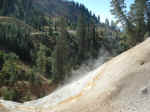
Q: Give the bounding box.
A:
[0,0,149,102]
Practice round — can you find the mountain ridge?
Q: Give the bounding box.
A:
[33,0,99,23]
[0,0,99,24]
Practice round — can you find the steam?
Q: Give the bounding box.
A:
[64,47,113,84]
[1,47,115,110]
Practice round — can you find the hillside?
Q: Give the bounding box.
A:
[0,16,56,102]
[0,38,150,112]
[0,0,99,24]
[0,0,121,104]
[32,0,99,23]
[0,0,150,111]
[0,16,36,32]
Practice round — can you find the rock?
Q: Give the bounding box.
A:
[141,87,148,94]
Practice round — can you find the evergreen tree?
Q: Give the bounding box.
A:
[52,17,69,81]
[129,0,146,42]
[36,44,48,74]
[48,17,53,36]
[77,13,87,61]
[98,16,101,23]
[105,18,110,27]
[111,0,147,46]
[110,20,117,30]
[88,20,98,58]
[146,0,150,36]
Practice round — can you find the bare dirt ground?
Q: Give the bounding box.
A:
[1,38,150,112]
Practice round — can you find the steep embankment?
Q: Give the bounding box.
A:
[1,38,150,112]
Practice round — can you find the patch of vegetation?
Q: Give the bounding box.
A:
[1,0,149,103]
[0,51,43,102]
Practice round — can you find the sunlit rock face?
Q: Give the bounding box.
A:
[1,38,150,112]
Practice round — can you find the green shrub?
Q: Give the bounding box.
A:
[1,88,19,101]
[0,61,20,85]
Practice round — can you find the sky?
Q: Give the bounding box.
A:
[72,0,134,23]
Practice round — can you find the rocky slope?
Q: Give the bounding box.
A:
[1,38,150,112]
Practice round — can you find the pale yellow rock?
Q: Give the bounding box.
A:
[1,38,150,112]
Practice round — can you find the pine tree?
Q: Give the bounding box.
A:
[111,0,129,25]
[111,0,147,46]
[88,19,98,58]
[110,20,117,30]
[36,44,48,74]
[146,0,150,36]
[98,16,101,23]
[48,17,53,36]
[105,18,110,27]
[52,17,69,82]
[77,13,87,61]
[129,0,146,42]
